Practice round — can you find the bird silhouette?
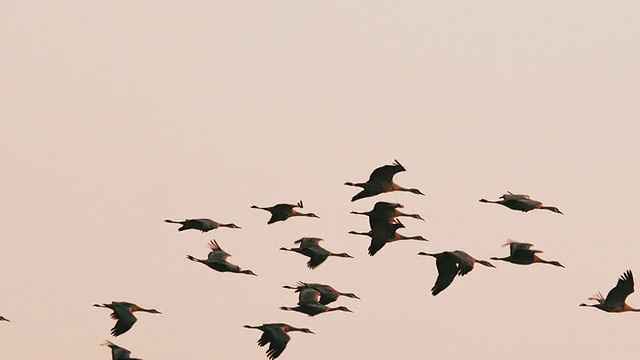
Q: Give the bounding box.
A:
[283,282,360,305]
[0,316,9,322]
[345,159,425,201]
[350,201,424,228]
[349,220,428,256]
[580,270,640,312]
[186,240,257,276]
[244,323,314,360]
[490,240,564,267]
[93,301,161,336]
[479,191,563,214]
[280,287,354,316]
[164,218,241,232]
[280,237,353,269]
[418,250,495,295]
[251,201,319,224]
[101,340,142,360]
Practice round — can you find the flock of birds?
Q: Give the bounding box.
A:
[3,159,637,359]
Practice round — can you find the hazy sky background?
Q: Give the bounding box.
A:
[3,1,640,359]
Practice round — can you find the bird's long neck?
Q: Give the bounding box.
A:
[395,234,427,242]
[186,255,205,263]
[340,292,359,299]
[479,199,502,204]
[291,211,317,218]
[476,260,495,268]
[490,256,510,262]
[396,210,423,220]
[219,223,236,228]
[330,252,352,258]
[348,230,371,237]
[345,181,365,188]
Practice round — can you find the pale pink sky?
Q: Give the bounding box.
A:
[2,1,640,359]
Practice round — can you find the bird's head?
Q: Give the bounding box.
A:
[409,188,425,196]
[241,269,258,276]
[333,306,353,313]
[144,308,162,314]
[298,328,315,334]
[306,213,320,219]
[343,293,360,300]
[0,316,10,322]
[476,260,496,268]
[335,253,354,258]
[549,261,565,268]
[228,223,241,229]
[548,207,564,215]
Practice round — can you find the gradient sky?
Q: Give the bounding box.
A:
[3,1,640,359]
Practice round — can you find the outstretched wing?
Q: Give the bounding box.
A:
[503,240,535,256]
[431,253,460,296]
[298,288,321,305]
[207,240,231,261]
[307,254,327,269]
[605,270,635,306]
[111,307,137,337]
[264,327,290,360]
[295,237,322,248]
[500,192,531,200]
[368,160,406,182]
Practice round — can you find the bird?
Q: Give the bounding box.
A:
[251,200,320,224]
[101,340,142,360]
[244,323,314,360]
[0,316,9,322]
[164,218,241,232]
[417,250,495,296]
[186,240,257,276]
[93,301,161,336]
[280,287,353,317]
[490,240,564,267]
[479,191,563,214]
[580,270,640,312]
[280,237,353,269]
[282,281,360,305]
[349,220,428,256]
[345,159,425,201]
[350,201,424,227]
